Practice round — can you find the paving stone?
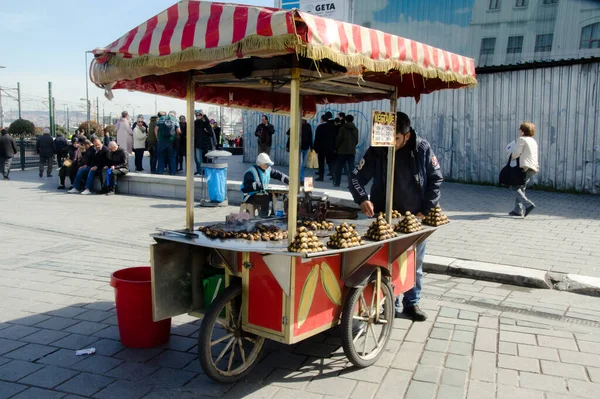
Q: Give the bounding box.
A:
[74,310,113,323]
[160,335,197,353]
[458,311,478,321]
[88,339,125,357]
[403,322,434,344]
[105,361,160,382]
[499,331,537,345]
[448,341,472,356]
[519,371,567,393]
[37,348,84,368]
[339,365,387,384]
[412,364,441,383]
[142,367,196,389]
[4,343,58,362]
[170,323,200,337]
[477,317,498,330]
[64,321,109,336]
[94,380,153,399]
[391,342,423,371]
[0,338,26,356]
[374,368,411,399]
[497,368,518,386]
[588,367,600,383]
[0,360,43,382]
[567,380,600,399]
[498,354,540,373]
[34,317,79,331]
[46,307,88,319]
[113,347,163,363]
[261,352,307,371]
[438,308,459,319]
[470,351,496,383]
[445,354,470,371]
[424,338,449,353]
[498,342,517,356]
[91,326,120,341]
[540,360,588,380]
[222,382,279,399]
[517,344,559,361]
[270,387,322,399]
[0,381,27,399]
[429,328,452,340]
[50,334,99,351]
[0,325,40,340]
[405,380,436,399]
[72,355,122,375]
[466,381,495,399]
[474,328,497,353]
[148,350,196,369]
[265,368,315,391]
[350,381,378,399]
[20,329,69,346]
[55,372,114,396]
[496,385,544,399]
[10,387,66,399]
[537,336,578,351]
[436,384,466,399]
[441,368,468,387]
[18,366,78,389]
[419,351,445,367]
[142,390,204,399]
[578,341,600,355]
[558,350,600,367]
[294,342,338,358]
[452,330,476,343]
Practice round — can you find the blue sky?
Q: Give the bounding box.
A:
[0,0,273,118]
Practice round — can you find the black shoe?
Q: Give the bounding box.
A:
[508,211,522,217]
[39,173,43,178]
[57,185,65,190]
[3,176,9,180]
[105,191,115,196]
[68,186,73,190]
[401,306,427,322]
[524,205,535,217]
[47,175,53,178]
[315,178,324,182]
[332,184,340,187]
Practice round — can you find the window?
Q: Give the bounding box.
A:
[535,34,553,52]
[515,0,529,7]
[489,0,501,10]
[580,23,600,49]
[542,0,558,4]
[507,36,524,54]
[480,38,496,65]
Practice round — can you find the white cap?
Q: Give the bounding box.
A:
[256,153,274,166]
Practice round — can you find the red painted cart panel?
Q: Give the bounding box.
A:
[246,253,284,334]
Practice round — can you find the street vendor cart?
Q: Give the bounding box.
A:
[90,1,476,383]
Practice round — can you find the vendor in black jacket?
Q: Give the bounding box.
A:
[349,112,443,322]
[102,141,130,195]
[241,153,289,217]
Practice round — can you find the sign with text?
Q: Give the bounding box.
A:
[303,177,314,192]
[371,111,396,147]
[280,0,349,22]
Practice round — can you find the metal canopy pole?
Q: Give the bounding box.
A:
[287,68,301,246]
[185,74,196,230]
[385,89,398,224]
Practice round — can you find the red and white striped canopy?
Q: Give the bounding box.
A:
[91,1,476,113]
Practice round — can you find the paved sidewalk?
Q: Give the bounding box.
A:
[2,215,600,398]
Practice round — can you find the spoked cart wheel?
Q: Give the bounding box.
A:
[341,272,395,368]
[198,282,265,383]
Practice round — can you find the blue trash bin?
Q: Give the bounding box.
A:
[204,163,227,203]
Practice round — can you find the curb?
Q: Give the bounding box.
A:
[424,255,600,296]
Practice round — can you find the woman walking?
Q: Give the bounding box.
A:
[508,122,539,217]
[133,123,148,172]
[115,111,133,153]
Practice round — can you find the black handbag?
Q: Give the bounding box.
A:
[499,156,525,186]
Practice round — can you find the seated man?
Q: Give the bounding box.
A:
[241,153,289,217]
[69,139,109,195]
[58,138,82,190]
[102,141,129,196]
[68,140,94,193]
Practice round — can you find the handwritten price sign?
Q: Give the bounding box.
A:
[371,111,396,147]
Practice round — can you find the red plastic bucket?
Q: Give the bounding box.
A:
[110,267,171,348]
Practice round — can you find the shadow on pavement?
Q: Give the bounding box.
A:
[2,301,353,398]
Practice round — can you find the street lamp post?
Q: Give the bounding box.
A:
[80,98,91,134]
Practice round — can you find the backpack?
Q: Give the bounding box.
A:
[158,118,176,141]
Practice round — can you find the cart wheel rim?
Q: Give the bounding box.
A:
[207,292,265,377]
[349,280,393,361]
